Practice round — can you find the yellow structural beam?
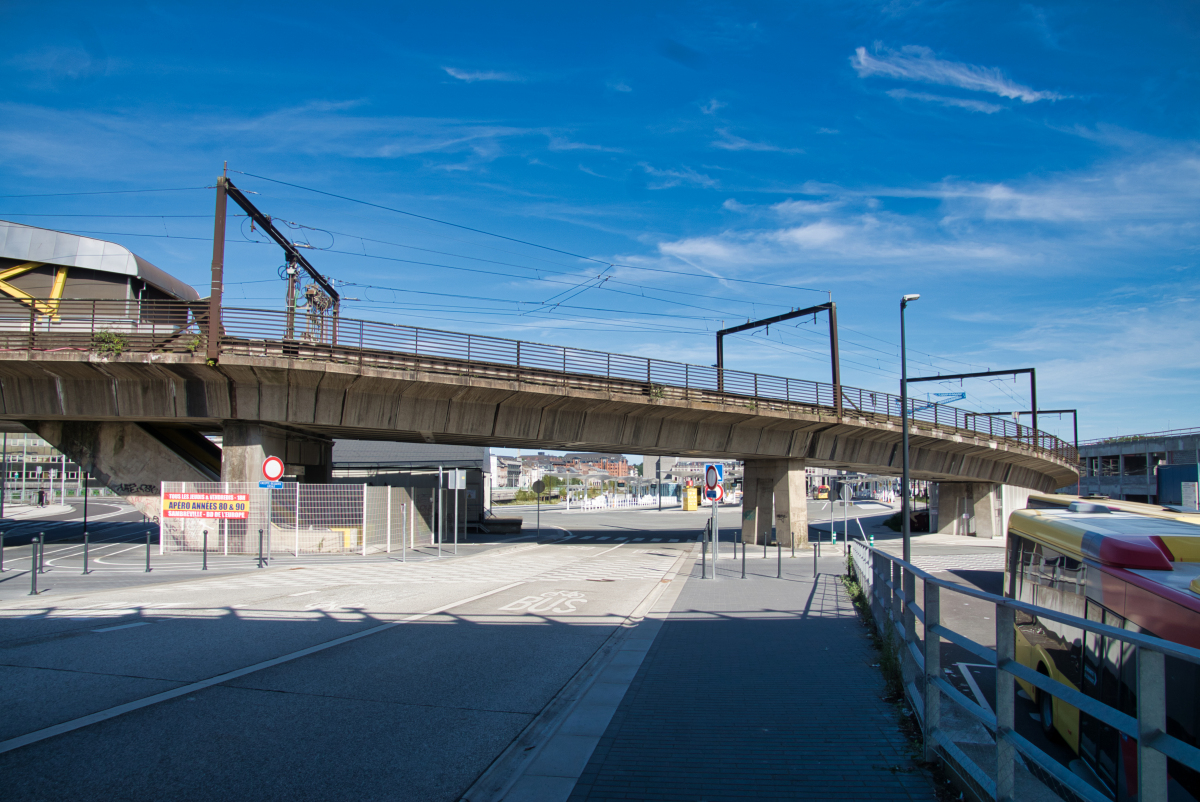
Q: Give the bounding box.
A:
[0,262,69,317]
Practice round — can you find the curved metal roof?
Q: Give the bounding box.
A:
[0,220,200,301]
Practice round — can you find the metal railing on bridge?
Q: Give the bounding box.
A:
[0,298,1078,465]
[851,539,1200,802]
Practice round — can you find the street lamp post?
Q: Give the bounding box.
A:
[900,294,920,564]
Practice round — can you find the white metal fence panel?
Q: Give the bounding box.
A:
[161,482,453,556]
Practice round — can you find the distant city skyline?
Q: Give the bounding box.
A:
[1,2,1195,441]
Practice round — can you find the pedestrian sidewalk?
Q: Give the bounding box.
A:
[1,503,72,520]
[565,551,937,801]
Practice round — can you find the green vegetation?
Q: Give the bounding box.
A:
[92,330,128,356]
[841,561,903,699]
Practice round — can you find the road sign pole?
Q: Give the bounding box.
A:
[711,496,718,577]
[202,529,208,571]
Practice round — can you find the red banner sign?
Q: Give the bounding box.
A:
[162,493,250,519]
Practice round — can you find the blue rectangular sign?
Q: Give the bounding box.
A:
[259,481,284,489]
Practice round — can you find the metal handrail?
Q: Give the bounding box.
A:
[0,298,1079,465]
[850,538,1200,802]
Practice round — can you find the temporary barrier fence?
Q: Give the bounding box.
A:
[565,494,682,513]
[849,538,1200,802]
[160,483,456,557]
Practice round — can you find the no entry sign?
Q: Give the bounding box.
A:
[262,456,285,482]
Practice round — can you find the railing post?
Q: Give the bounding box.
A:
[1137,646,1168,801]
[871,551,885,626]
[358,320,364,367]
[891,559,902,632]
[754,374,758,398]
[467,334,471,363]
[902,566,917,685]
[28,304,35,351]
[995,605,1017,801]
[923,580,940,763]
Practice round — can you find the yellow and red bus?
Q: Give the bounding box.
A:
[1007,499,1200,799]
[814,485,830,500]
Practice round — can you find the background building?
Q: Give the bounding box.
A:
[1075,426,1199,503]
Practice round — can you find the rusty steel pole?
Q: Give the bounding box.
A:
[207,176,228,362]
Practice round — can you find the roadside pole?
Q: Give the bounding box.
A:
[533,479,546,540]
[710,493,718,576]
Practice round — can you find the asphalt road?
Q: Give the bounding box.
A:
[0,532,695,801]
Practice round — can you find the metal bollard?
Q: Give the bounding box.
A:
[202,529,208,570]
[38,531,46,573]
[145,529,152,572]
[701,531,707,579]
[741,537,746,579]
[777,536,782,579]
[257,529,264,568]
[0,529,4,573]
[29,536,39,595]
[82,527,90,575]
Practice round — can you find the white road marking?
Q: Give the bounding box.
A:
[288,590,321,597]
[957,662,994,716]
[0,580,527,755]
[93,622,151,633]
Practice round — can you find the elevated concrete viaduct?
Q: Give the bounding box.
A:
[0,340,1079,544]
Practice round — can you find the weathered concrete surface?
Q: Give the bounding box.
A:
[221,422,332,484]
[30,420,211,519]
[0,350,1078,496]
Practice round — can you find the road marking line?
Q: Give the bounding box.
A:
[93,622,151,633]
[288,591,321,597]
[956,662,994,716]
[0,580,526,756]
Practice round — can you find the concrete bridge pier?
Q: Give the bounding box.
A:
[931,482,1003,539]
[741,458,808,548]
[220,422,333,484]
[29,420,215,521]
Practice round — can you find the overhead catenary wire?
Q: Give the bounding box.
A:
[232,170,831,296]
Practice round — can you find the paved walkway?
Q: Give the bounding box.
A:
[566,551,937,801]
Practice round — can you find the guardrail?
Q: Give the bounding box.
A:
[850,539,1200,801]
[0,298,1078,466]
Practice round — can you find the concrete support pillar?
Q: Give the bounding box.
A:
[773,458,809,549]
[741,459,777,545]
[221,422,332,485]
[934,482,1003,539]
[741,459,760,544]
[31,420,213,520]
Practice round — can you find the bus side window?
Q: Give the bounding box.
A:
[1165,654,1200,799]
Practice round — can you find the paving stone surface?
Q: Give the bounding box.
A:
[567,554,938,801]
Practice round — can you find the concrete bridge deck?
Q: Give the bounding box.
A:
[0,300,1077,535]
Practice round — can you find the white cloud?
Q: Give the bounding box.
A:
[886,88,1003,114]
[771,199,846,217]
[852,45,1063,103]
[638,163,719,189]
[608,81,633,92]
[700,99,726,115]
[442,66,523,83]
[711,128,802,153]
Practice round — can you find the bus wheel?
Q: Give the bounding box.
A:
[1039,687,1055,737]
[1037,667,1059,741]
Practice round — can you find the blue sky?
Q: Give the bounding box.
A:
[1,1,1197,448]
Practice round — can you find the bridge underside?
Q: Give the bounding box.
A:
[0,351,1078,515]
